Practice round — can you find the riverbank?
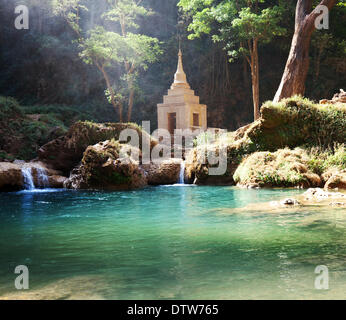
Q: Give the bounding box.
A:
[0,96,345,193]
[186,96,345,188]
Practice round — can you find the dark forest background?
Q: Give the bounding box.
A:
[0,0,345,132]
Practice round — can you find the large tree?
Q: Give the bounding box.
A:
[274,0,338,102]
[52,0,161,122]
[178,0,286,121]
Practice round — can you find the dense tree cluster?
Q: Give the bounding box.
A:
[0,0,345,130]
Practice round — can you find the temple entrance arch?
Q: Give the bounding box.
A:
[168,113,176,135]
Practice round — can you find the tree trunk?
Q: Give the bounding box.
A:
[274,28,313,102]
[98,64,123,122]
[249,39,260,120]
[125,63,135,122]
[274,0,337,102]
[127,84,135,122]
[118,102,124,123]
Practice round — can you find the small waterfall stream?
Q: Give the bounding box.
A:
[21,167,35,190]
[21,165,50,190]
[178,161,185,184]
[37,167,49,188]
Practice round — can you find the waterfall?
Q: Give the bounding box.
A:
[21,167,35,190]
[178,161,185,184]
[36,167,49,188]
[21,165,50,190]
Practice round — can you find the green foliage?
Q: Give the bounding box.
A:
[51,0,87,36]
[81,28,161,70]
[103,0,152,30]
[52,0,162,119]
[0,0,345,131]
[0,151,15,161]
[307,144,346,175]
[0,96,111,160]
[179,0,287,120]
[0,96,24,120]
[233,144,346,188]
[255,96,346,150]
[179,0,286,61]
[193,131,218,147]
[123,33,162,70]
[233,148,318,187]
[254,170,304,187]
[79,26,124,66]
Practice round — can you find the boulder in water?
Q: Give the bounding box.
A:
[143,159,182,185]
[0,161,67,191]
[324,170,346,190]
[303,188,345,200]
[48,175,68,188]
[38,121,158,174]
[280,198,300,206]
[186,97,345,186]
[64,140,147,190]
[0,162,23,191]
[233,148,322,188]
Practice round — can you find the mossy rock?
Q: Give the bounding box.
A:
[233,148,323,188]
[187,97,346,185]
[39,121,158,174]
[64,140,147,190]
[0,96,72,160]
[251,97,346,150]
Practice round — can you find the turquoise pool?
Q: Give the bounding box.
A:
[0,186,345,299]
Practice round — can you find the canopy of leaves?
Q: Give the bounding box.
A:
[79,26,123,66]
[179,0,286,59]
[0,0,344,129]
[52,0,87,35]
[103,0,152,31]
[79,26,161,69]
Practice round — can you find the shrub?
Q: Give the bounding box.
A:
[307,144,345,175]
[256,96,346,149]
[0,96,24,120]
[233,148,322,188]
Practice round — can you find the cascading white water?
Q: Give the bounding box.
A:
[21,167,35,190]
[178,160,185,184]
[21,166,50,190]
[36,167,49,188]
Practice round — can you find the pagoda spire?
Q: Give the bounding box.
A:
[172,49,190,89]
[157,45,208,132]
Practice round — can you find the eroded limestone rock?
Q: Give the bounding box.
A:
[303,188,345,201]
[280,198,300,206]
[0,162,23,191]
[143,159,182,185]
[324,170,346,190]
[38,121,157,174]
[64,140,147,190]
[0,161,67,191]
[320,89,346,104]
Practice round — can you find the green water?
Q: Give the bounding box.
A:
[0,186,345,300]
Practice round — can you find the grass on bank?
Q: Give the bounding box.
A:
[189,96,346,185]
[233,144,345,188]
[0,96,121,161]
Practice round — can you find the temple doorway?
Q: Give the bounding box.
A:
[168,113,176,134]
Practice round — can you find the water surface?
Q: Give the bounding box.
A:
[0,186,345,299]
